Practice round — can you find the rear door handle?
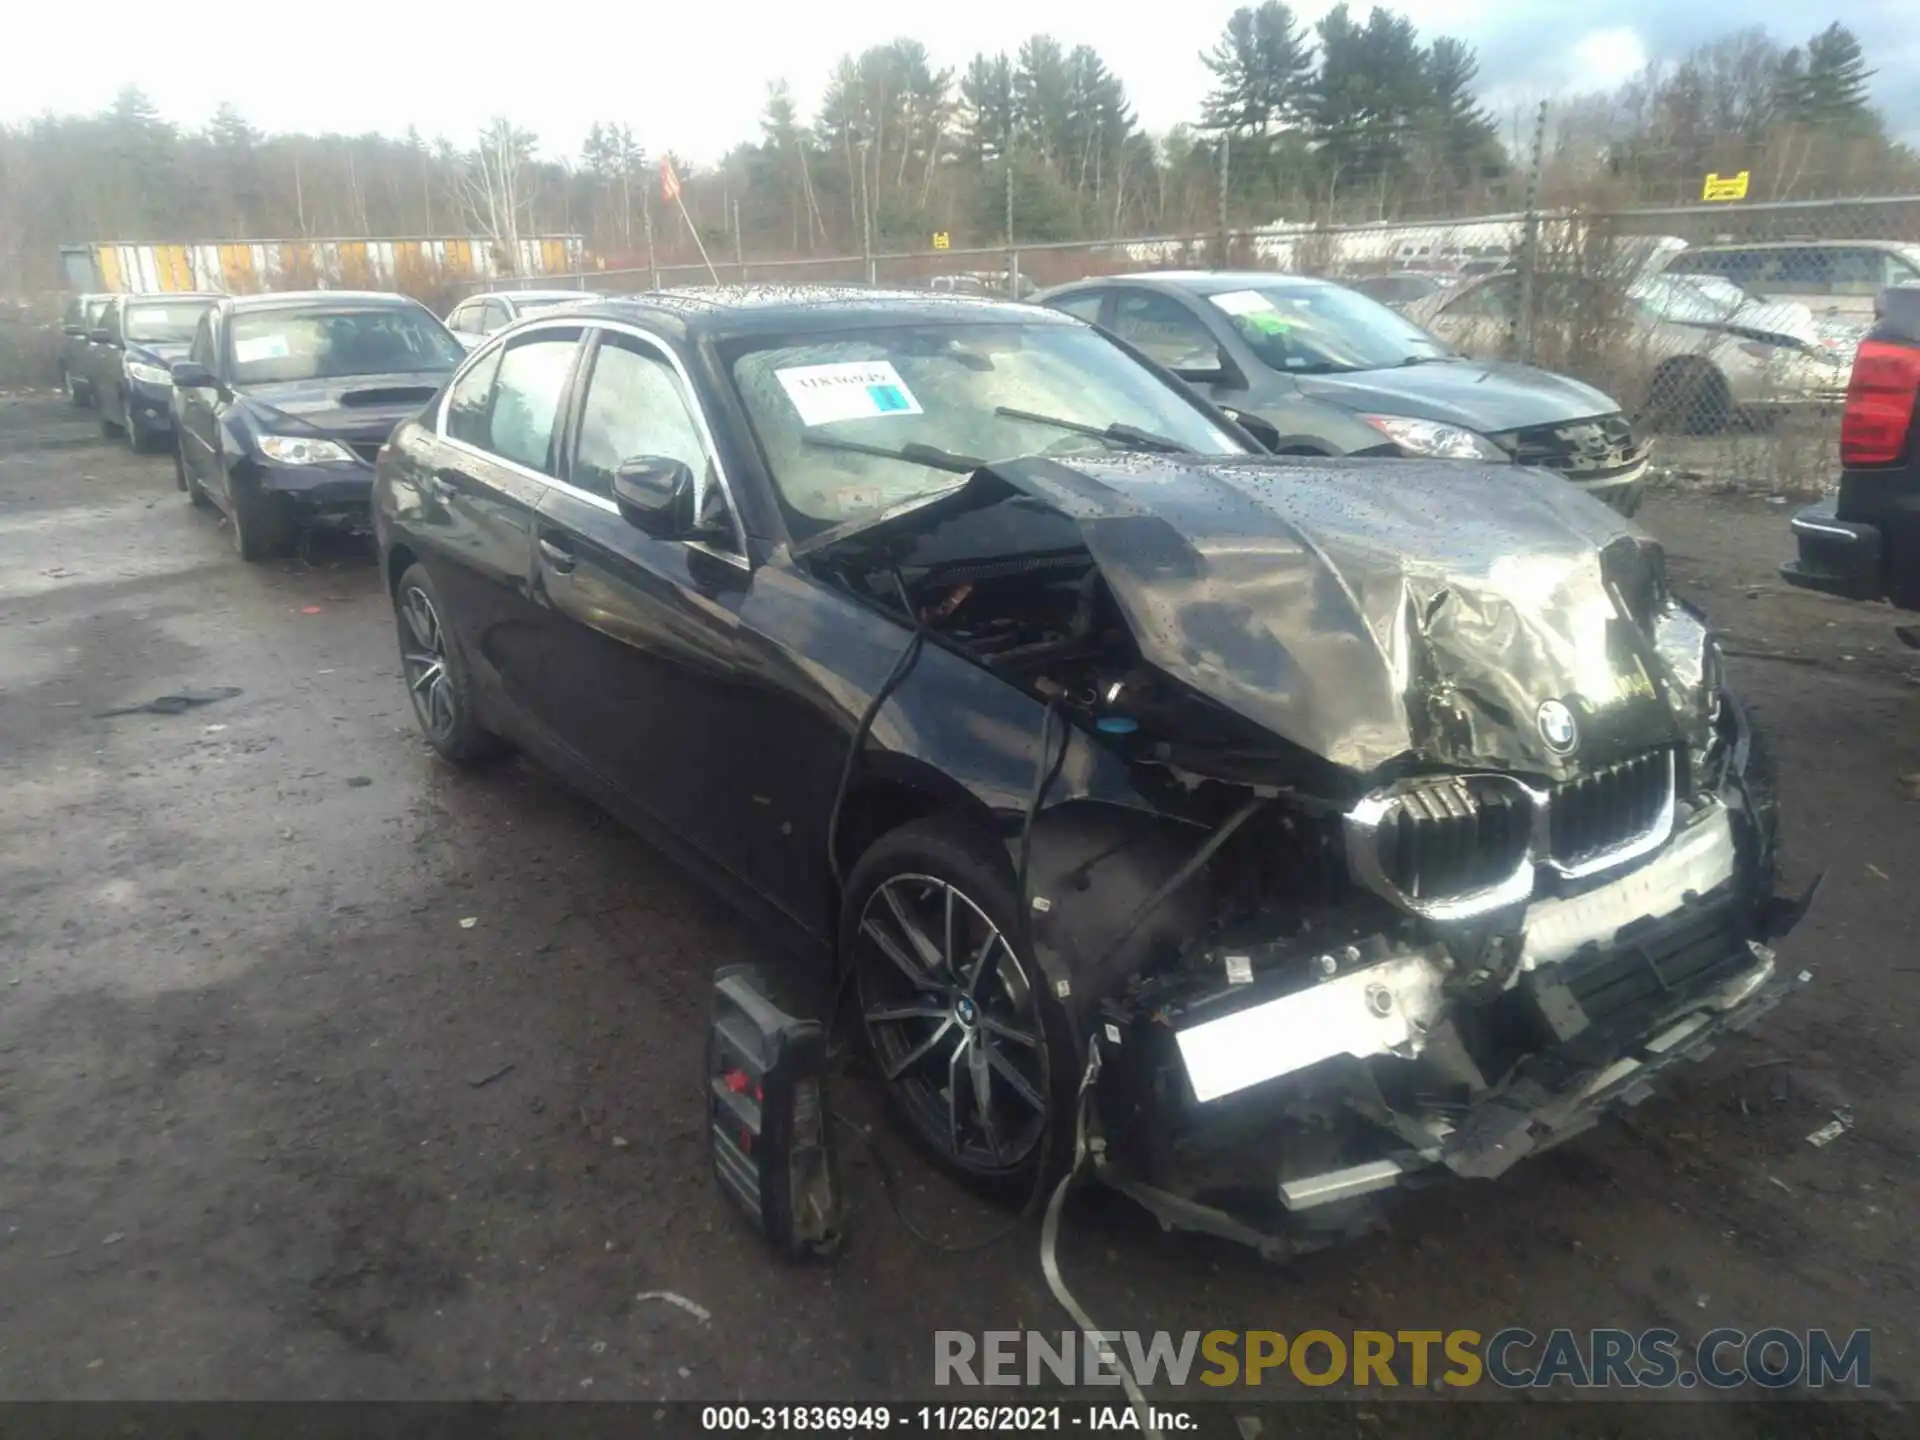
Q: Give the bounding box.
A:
[537,537,577,575]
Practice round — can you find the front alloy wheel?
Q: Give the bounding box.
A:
[854,867,1052,1182]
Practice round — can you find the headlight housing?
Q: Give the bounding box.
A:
[1360,414,1508,460]
[125,360,173,386]
[257,435,357,466]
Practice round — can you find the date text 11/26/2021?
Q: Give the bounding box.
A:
[700,1405,1194,1433]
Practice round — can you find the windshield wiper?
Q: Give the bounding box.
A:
[802,435,984,473]
[994,406,1193,455]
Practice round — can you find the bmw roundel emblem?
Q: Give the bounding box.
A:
[1537,699,1580,755]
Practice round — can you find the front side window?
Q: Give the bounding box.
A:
[444,348,503,448]
[481,300,510,333]
[84,297,113,329]
[99,299,124,342]
[572,336,709,501]
[124,301,216,345]
[1200,282,1453,373]
[485,332,580,473]
[1107,291,1219,370]
[725,320,1247,541]
[1048,291,1105,323]
[227,306,465,385]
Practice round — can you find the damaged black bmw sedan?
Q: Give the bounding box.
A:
[374,288,1808,1249]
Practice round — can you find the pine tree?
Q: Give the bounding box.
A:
[958,54,1016,164]
[1199,2,1313,137]
[1794,23,1876,131]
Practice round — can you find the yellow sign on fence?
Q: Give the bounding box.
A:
[1702,171,1750,202]
[932,232,951,250]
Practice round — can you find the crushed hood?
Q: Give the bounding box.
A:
[829,453,1711,782]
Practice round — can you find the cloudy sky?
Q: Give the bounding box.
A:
[7,0,1915,161]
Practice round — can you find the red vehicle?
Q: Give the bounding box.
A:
[1783,284,1920,609]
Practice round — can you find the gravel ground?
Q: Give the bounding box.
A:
[0,394,1914,1431]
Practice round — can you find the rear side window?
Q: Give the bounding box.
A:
[486,332,580,473]
[444,348,503,448]
[571,335,708,500]
[481,300,510,332]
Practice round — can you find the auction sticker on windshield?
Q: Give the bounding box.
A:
[1209,289,1277,317]
[234,334,290,363]
[776,361,924,426]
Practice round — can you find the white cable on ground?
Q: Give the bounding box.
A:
[1039,1040,1160,1440]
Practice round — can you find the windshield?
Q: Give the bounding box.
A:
[725,321,1247,540]
[1205,284,1452,373]
[228,307,465,385]
[125,301,215,345]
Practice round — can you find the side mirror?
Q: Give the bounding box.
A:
[1173,346,1239,389]
[63,324,84,338]
[90,327,116,346]
[170,360,215,388]
[1219,407,1282,452]
[612,456,697,538]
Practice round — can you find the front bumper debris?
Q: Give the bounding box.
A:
[1088,774,1810,1256]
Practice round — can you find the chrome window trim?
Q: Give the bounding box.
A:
[1344,750,1679,921]
[433,315,750,571]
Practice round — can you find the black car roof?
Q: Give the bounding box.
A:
[224,290,429,314]
[555,286,1072,341]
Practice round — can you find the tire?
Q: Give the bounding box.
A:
[392,562,507,766]
[99,411,121,439]
[841,816,1075,1199]
[63,370,84,407]
[129,420,159,455]
[228,483,295,563]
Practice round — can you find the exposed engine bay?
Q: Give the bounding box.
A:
[809,452,1814,1254]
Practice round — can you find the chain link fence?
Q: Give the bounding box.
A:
[467,196,1920,499]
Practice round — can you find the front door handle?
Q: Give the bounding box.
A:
[537,537,577,575]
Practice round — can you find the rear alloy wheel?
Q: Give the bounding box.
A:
[845,820,1065,1195]
[394,563,506,765]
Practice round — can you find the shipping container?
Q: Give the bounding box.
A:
[57,235,586,294]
